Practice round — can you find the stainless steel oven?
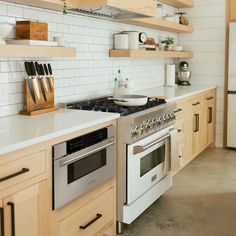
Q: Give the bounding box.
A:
[52,126,115,210]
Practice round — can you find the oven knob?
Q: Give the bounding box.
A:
[170,113,176,121]
[131,126,139,137]
[139,124,145,135]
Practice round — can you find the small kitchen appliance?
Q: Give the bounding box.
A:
[178,61,191,86]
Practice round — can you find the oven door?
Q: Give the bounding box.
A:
[53,138,115,210]
[127,128,171,204]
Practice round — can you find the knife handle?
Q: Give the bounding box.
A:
[39,64,45,76]
[24,62,31,77]
[30,61,36,76]
[44,64,49,75]
[35,62,41,76]
[48,64,52,75]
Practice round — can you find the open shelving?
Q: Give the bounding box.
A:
[117,18,193,33]
[158,0,194,8]
[109,49,193,58]
[0,45,76,58]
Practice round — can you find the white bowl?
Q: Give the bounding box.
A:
[173,45,184,52]
[0,23,13,45]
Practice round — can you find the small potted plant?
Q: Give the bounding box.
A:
[161,37,174,51]
[61,0,67,14]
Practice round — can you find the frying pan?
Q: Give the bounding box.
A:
[111,95,148,107]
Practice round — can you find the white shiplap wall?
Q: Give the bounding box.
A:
[179,0,226,147]
[0,1,177,117]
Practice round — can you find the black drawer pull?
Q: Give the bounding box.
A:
[79,213,102,230]
[7,202,15,236]
[178,129,182,133]
[207,97,214,101]
[192,102,200,106]
[174,108,183,113]
[193,114,200,132]
[179,155,182,158]
[0,168,30,183]
[0,207,5,236]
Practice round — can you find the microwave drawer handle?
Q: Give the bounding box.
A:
[133,133,170,154]
[62,142,115,166]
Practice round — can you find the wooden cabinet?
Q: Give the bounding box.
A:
[230,0,236,21]
[203,92,216,147]
[0,149,47,236]
[1,182,46,236]
[57,187,115,236]
[174,89,216,171]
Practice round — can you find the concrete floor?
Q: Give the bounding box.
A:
[122,148,236,236]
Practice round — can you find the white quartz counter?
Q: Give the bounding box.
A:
[0,109,120,155]
[137,85,217,102]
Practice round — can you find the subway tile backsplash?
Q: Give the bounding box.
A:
[0,1,177,118]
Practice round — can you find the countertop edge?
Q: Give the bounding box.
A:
[0,114,120,156]
[166,85,217,102]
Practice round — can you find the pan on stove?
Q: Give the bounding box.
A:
[113,95,148,107]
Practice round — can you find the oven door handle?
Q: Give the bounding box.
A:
[133,133,170,155]
[60,141,115,166]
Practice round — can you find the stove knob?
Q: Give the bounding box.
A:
[139,124,145,135]
[170,113,176,121]
[131,126,139,137]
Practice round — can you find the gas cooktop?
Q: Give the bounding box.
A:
[63,97,167,116]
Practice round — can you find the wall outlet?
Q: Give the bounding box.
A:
[0,84,8,106]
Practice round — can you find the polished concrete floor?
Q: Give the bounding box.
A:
[122,148,236,236]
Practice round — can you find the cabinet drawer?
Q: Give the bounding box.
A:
[174,101,190,118]
[204,91,216,103]
[190,97,204,110]
[0,151,46,191]
[58,188,114,236]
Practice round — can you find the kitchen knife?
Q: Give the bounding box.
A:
[28,61,40,101]
[47,63,54,88]
[39,63,49,92]
[33,62,47,102]
[24,62,36,104]
[43,64,53,91]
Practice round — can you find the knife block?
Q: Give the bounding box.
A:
[20,77,58,116]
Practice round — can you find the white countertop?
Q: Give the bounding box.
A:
[137,85,217,102]
[0,109,120,155]
[0,85,216,156]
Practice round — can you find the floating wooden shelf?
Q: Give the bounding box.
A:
[109,49,193,58]
[157,0,194,8]
[117,18,193,33]
[0,45,76,58]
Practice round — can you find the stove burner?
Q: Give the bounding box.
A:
[67,97,166,116]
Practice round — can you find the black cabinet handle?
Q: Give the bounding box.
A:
[178,129,182,133]
[174,108,183,113]
[192,102,200,106]
[79,213,102,230]
[206,97,214,101]
[0,168,29,183]
[194,114,200,132]
[7,202,15,236]
[208,107,213,124]
[0,207,5,236]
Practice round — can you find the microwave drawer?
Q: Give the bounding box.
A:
[0,151,46,191]
[58,187,115,236]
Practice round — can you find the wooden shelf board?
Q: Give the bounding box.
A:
[109,49,193,58]
[0,45,76,58]
[117,18,193,33]
[157,0,194,8]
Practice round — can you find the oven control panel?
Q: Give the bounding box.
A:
[131,112,176,138]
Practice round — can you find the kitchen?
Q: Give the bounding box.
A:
[0,0,235,236]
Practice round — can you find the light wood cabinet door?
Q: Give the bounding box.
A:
[192,108,205,156]
[230,0,236,21]
[205,102,216,146]
[2,181,46,236]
